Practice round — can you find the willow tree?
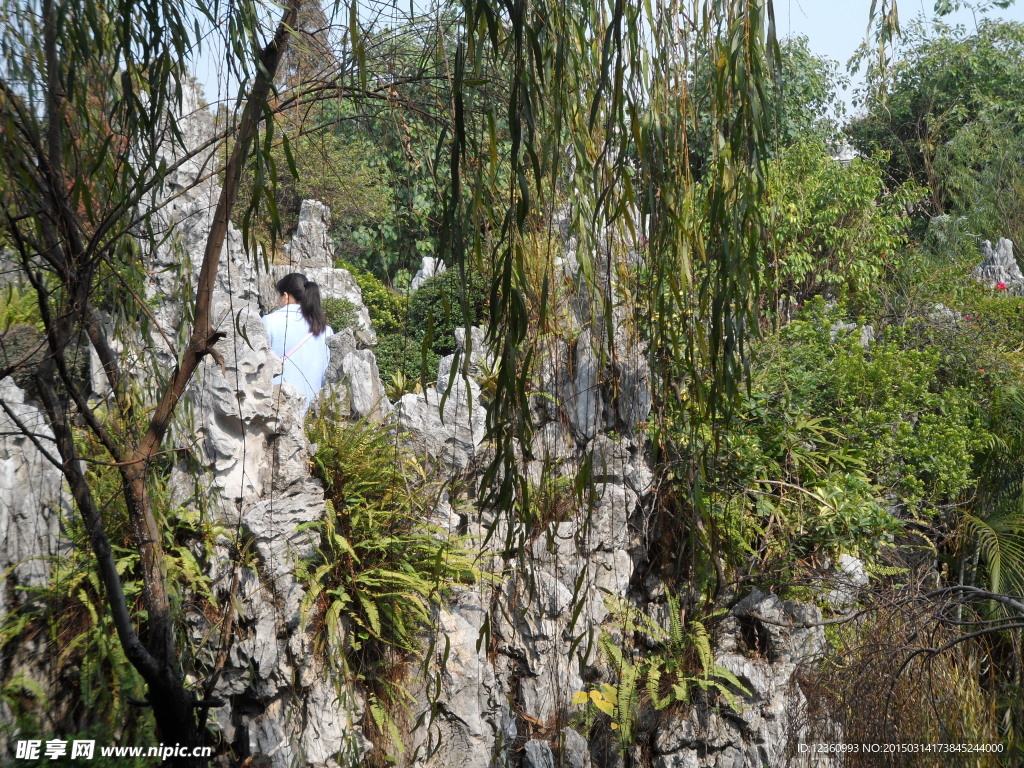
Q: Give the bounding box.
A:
[442,0,779,596]
[0,0,301,761]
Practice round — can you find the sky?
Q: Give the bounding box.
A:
[776,0,1024,116]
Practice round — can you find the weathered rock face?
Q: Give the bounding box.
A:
[123,88,376,767]
[144,87,262,368]
[639,589,840,768]
[975,237,1023,291]
[285,200,335,270]
[170,294,368,766]
[410,256,446,292]
[0,378,65,597]
[0,379,69,752]
[394,385,486,472]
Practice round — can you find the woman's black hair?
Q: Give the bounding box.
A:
[276,272,327,336]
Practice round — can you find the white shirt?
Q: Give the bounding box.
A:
[263,304,333,406]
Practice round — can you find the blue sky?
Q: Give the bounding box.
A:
[776,0,1024,115]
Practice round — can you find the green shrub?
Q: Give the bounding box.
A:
[339,262,409,336]
[323,297,358,332]
[0,429,218,758]
[0,284,43,331]
[664,298,990,582]
[763,140,921,307]
[300,411,481,756]
[373,333,440,387]
[758,299,986,510]
[407,267,488,355]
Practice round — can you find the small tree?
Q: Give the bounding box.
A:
[0,0,301,761]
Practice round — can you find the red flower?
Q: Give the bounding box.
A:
[997,281,1009,290]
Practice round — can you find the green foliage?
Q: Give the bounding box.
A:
[323,297,358,333]
[849,18,1024,196]
[576,594,750,749]
[407,268,488,356]
[759,300,986,511]
[768,36,848,146]
[340,263,410,337]
[0,431,219,752]
[373,333,440,389]
[235,119,392,253]
[0,285,43,331]
[935,107,1024,246]
[300,407,484,762]
[652,298,992,588]
[687,35,847,176]
[764,141,921,305]
[300,409,479,673]
[327,16,476,282]
[959,384,1024,596]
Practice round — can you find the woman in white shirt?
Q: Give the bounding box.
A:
[263,272,333,408]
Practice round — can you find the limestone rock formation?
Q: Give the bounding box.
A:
[410,256,447,291]
[648,589,837,768]
[975,237,1023,291]
[0,377,66,603]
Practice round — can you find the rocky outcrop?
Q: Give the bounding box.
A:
[975,237,1023,292]
[0,378,67,753]
[410,256,446,291]
[0,378,64,597]
[257,201,377,346]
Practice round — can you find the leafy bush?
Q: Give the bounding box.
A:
[764,140,920,306]
[757,299,986,510]
[661,298,989,586]
[0,284,43,331]
[339,263,410,337]
[373,333,440,388]
[0,429,219,756]
[234,120,392,252]
[406,267,488,356]
[322,297,358,332]
[574,594,749,750]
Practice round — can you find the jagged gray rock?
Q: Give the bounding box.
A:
[337,349,389,422]
[560,728,591,768]
[975,237,1023,290]
[649,587,837,768]
[523,740,555,768]
[411,589,511,768]
[393,385,486,471]
[410,256,446,291]
[565,329,603,442]
[829,321,875,349]
[284,200,334,270]
[0,378,66,597]
[324,327,358,383]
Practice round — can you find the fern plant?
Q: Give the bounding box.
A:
[0,432,222,750]
[300,408,483,761]
[578,593,751,749]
